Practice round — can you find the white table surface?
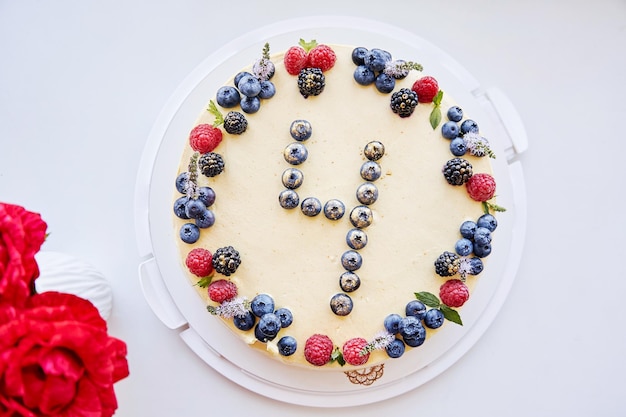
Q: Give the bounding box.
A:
[1,1,625,416]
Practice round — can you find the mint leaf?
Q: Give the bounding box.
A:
[429,107,442,130]
[414,291,441,308]
[331,347,345,366]
[440,305,463,326]
[206,100,224,127]
[432,90,443,106]
[195,274,213,288]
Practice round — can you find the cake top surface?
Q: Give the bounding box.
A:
[173,42,500,372]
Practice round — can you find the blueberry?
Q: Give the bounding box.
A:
[330,293,353,316]
[469,257,484,275]
[175,172,190,194]
[341,250,363,272]
[360,161,382,181]
[278,189,299,209]
[356,182,378,205]
[283,142,308,165]
[405,300,427,320]
[216,86,241,108]
[423,309,445,329]
[179,223,200,244]
[197,186,216,207]
[363,141,385,161]
[300,197,322,217]
[184,198,207,219]
[384,313,403,334]
[477,213,498,232]
[460,220,478,239]
[289,120,312,141]
[353,65,376,85]
[339,271,361,292]
[173,196,190,219]
[403,328,426,347]
[399,315,423,339]
[274,308,293,328]
[374,72,396,93]
[351,47,369,65]
[447,106,463,122]
[251,294,275,317]
[234,71,252,87]
[349,205,373,228]
[258,80,276,99]
[195,209,215,228]
[233,311,256,331]
[474,243,492,258]
[282,168,304,189]
[473,227,492,245]
[460,119,479,135]
[455,238,474,256]
[254,323,276,342]
[258,313,281,337]
[450,137,467,156]
[385,338,406,358]
[365,49,391,72]
[277,336,297,356]
[237,74,262,97]
[323,199,345,220]
[240,95,261,113]
[441,121,459,139]
[346,228,367,250]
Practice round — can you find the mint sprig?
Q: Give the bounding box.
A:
[429,90,444,130]
[331,346,345,366]
[206,100,224,127]
[482,199,507,214]
[414,291,463,326]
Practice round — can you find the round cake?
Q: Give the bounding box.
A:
[172,40,503,373]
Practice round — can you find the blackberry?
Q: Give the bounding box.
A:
[442,157,473,186]
[390,88,418,118]
[198,152,225,177]
[212,246,241,276]
[297,67,325,98]
[223,111,248,135]
[434,251,461,277]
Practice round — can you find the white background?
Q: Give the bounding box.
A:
[1,1,625,416]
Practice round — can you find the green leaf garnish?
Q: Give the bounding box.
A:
[195,272,214,288]
[414,291,441,308]
[429,90,444,129]
[429,107,442,130]
[440,305,463,326]
[331,347,345,366]
[207,100,224,127]
[482,200,507,214]
[298,38,318,53]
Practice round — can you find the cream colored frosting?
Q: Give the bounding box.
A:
[175,45,494,370]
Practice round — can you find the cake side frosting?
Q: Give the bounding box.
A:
[173,43,499,371]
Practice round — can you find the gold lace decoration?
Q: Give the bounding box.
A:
[344,364,384,385]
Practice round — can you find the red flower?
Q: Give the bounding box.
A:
[0,291,129,417]
[0,203,48,306]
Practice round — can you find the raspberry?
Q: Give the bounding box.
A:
[411,76,439,103]
[308,44,337,72]
[185,248,214,277]
[284,46,308,75]
[208,279,238,303]
[342,337,370,366]
[439,279,470,308]
[304,334,334,366]
[189,124,223,153]
[466,173,497,202]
